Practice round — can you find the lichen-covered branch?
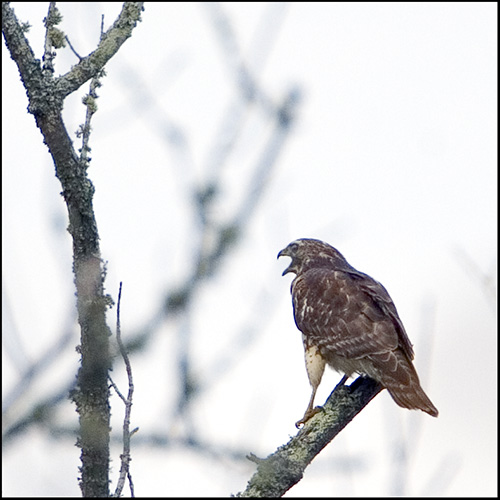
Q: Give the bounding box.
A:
[237,377,383,497]
[57,2,144,97]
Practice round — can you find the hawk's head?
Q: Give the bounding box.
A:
[278,238,349,276]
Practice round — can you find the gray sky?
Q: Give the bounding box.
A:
[2,2,497,496]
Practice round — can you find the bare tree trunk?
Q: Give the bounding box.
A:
[2,3,144,495]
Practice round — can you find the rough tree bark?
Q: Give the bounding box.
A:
[238,377,383,497]
[2,2,144,496]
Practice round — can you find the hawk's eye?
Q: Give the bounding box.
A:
[289,243,299,254]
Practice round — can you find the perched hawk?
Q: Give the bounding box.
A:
[278,238,438,427]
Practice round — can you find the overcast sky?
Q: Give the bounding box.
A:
[2,2,497,496]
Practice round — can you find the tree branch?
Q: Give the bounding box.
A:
[237,377,383,497]
[2,2,144,496]
[56,2,144,97]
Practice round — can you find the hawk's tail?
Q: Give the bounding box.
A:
[369,350,438,417]
[387,384,439,417]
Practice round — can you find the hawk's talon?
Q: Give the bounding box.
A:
[295,406,322,428]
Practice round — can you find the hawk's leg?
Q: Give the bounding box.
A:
[296,345,326,428]
[295,386,322,428]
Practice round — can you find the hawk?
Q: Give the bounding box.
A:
[278,238,438,427]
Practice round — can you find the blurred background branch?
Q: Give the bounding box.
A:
[2,0,298,470]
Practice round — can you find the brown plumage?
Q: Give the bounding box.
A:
[278,238,438,426]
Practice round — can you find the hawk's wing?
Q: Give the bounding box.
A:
[291,267,414,361]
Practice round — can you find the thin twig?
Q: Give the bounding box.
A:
[108,375,127,404]
[79,75,101,168]
[113,282,137,498]
[42,2,57,72]
[64,35,82,60]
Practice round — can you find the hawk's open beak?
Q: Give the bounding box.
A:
[278,248,292,275]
